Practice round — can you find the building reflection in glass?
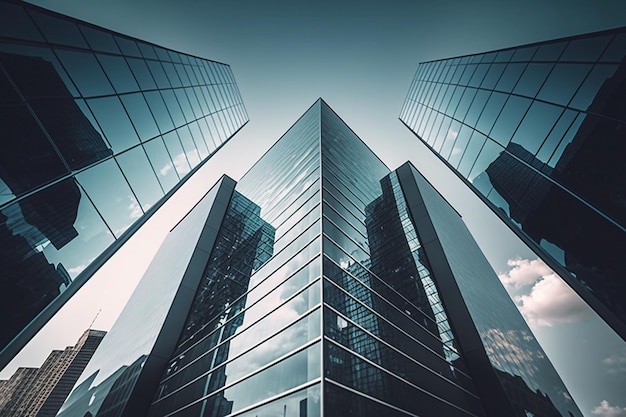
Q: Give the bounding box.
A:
[62,100,582,417]
[0,0,248,364]
[399,27,626,339]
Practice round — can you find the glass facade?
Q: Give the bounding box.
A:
[0,0,248,363]
[399,27,626,340]
[62,100,581,416]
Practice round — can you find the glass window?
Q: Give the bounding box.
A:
[511,100,562,155]
[116,147,164,210]
[235,385,320,417]
[480,63,506,89]
[126,57,157,90]
[187,122,209,159]
[29,98,112,170]
[513,63,553,98]
[561,35,612,62]
[96,54,139,94]
[56,49,114,97]
[464,89,490,127]
[114,36,142,57]
[449,64,465,84]
[495,63,526,92]
[161,89,185,127]
[174,88,195,122]
[536,63,592,106]
[439,119,462,160]
[194,86,210,115]
[79,26,120,54]
[569,64,619,112]
[457,131,487,177]
[186,87,203,118]
[29,10,88,48]
[87,96,140,153]
[174,63,190,86]
[548,112,585,168]
[167,50,182,63]
[120,93,160,141]
[185,65,198,85]
[468,139,504,183]
[198,118,217,152]
[476,91,507,135]
[454,87,477,122]
[489,95,532,146]
[146,60,170,88]
[448,125,472,168]
[0,104,68,199]
[137,43,157,60]
[0,44,80,98]
[459,64,476,85]
[76,158,142,238]
[601,33,626,62]
[0,2,44,41]
[176,126,201,169]
[163,131,190,177]
[444,86,464,114]
[511,46,537,62]
[143,137,179,192]
[161,62,182,88]
[468,63,489,87]
[144,91,174,133]
[495,49,514,62]
[533,41,566,61]
[536,109,577,163]
[154,47,171,62]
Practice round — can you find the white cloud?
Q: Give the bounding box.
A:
[498,258,553,289]
[514,274,590,327]
[603,350,626,375]
[592,400,626,417]
[127,197,143,220]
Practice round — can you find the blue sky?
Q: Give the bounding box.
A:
[4,0,626,415]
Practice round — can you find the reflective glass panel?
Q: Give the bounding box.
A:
[143,137,179,192]
[56,49,114,97]
[120,93,160,142]
[511,100,562,154]
[116,147,164,211]
[29,10,87,48]
[96,54,138,94]
[76,158,142,238]
[87,96,140,152]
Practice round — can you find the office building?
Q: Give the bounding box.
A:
[0,329,106,417]
[59,100,580,417]
[399,27,626,340]
[0,0,248,366]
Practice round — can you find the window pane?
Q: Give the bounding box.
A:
[0,2,43,41]
[76,158,141,237]
[533,41,566,61]
[146,60,170,88]
[511,100,562,155]
[56,49,114,97]
[0,104,68,199]
[144,91,174,133]
[115,36,142,57]
[570,64,619,112]
[161,89,185,127]
[121,93,160,141]
[116,147,164,210]
[29,10,87,48]
[537,63,592,106]
[457,131,486,177]
[127,58,157,91]
[30,98,113,170]
[144,137,179,192]
[476,92,507,135]
[80,26,120,54]
[480,63,506,89]
[163,131,190,177]
[561,35,611,62]
[495,63,525,91]
[176,126,201,169]
[513,63,553,98]
[96,54,138,94]
[489,95,532,147]
[87,96,140,153]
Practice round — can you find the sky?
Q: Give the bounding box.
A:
[2,0,626,415]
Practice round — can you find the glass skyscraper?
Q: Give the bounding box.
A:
[399,27,626,340]
[0,0,248,366]
[59,99,581,417]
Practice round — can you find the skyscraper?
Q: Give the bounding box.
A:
[0,0,248,366]
[59,100,581,417]
[399,27,626,340]
[0,329,106,417]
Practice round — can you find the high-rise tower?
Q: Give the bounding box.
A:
[60,100,581,417]
[0,0,248,366]
[399,27,626,340]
